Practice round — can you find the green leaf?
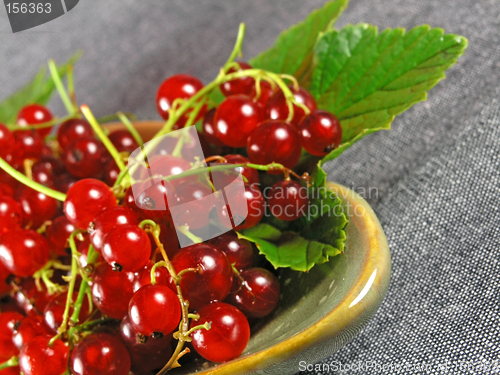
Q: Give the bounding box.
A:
[310,24,467,164]
[0,51,82,125]
[249,0,349,84]
[240,170,347,272]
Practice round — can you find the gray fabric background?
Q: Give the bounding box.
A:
[1,0,499,374]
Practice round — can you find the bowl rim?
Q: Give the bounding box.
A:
[104,121,391,374]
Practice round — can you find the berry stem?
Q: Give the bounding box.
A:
[67,244,100,341]
[179,321,211,338]
[0,157,66,201]
[171,132,186,158]
[144,223,193,375]
[0,356,18,370]
[223,23,246,71]
[33,261,66,295]
[75,317,115,332]
[117,112,144,148]
[97,112,136,124]
[67,64,77,109]
[81,105,126,170]
[48,59,76,116]
[149,260,169,285]
[8,114,74,131]
[57,230,81,335]
[177,225,203,244]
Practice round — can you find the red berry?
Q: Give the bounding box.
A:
[172,243,233,311]
[32,156,66,188]
[19,187,58,229]
[220,61,255,97]
[298,110,342,156]
[0,311,23,361]
[13,278,52,316]
[266,86,317,127]
[171,181,214,230]
[202,108,225,147]
[0,124,15,158]
[64,179,117,230]
[43,292,89,333]
[133,181,177,220]
[250,80,276,107]
[247,120,302,171]
[0,195,23,234]
[19,336,69,375]
[268,180,309,221]
[108,130,139,153]
[104,159,120,186]
[53,173,78,194]
[57,118,94,150]
[91,263,135,319]
[217,237,254,271]
[225,154,259,186]
[89,206,139,252]
[133,261,175,293]
[45,216,76,256]
[70,332,131,375]
[101,224,151,272]
[0,229,50,277]
[146,155,194,188]
[17,104,53,137]
[208,230,238,247]
[156,74,206,126]
[13,129,44,162]
[0,261,11,296]
[215,94,264,147]
[63,137,107,179]
[216,184,265,230]
[12,315,51,350]
[227,268,280,318]
[128,284,181,337]
[191,302,250,362]
[119,316,172,375]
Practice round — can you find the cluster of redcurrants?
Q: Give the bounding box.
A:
[157,61,343,165]
[0,60,343,375]
[0,177,281,374]
[0,103,281,374]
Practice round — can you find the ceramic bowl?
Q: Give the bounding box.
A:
[105,121,391,375]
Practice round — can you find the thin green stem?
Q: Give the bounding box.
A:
[158,162,284,183]
[150,260,169,285]
[81,105,126,170]
[97,112,136,124]
[35,263,66,295]
[57,231,81,335]
[117,112,144,147]
[48,59,75,116]
[139,219,157,229]
[0,356,18,370]
[223,23,246,71]
[67,65,77,108]
[0,157,66,201]
[171,133,186,158]
[75,317,115,332]
[8,114,73,131]
[177,226,202,244]
[67,245,100,340]
[183,96,207,129]
[180,321,211,338]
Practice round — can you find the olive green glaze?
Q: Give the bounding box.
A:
[105,121,391,375]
